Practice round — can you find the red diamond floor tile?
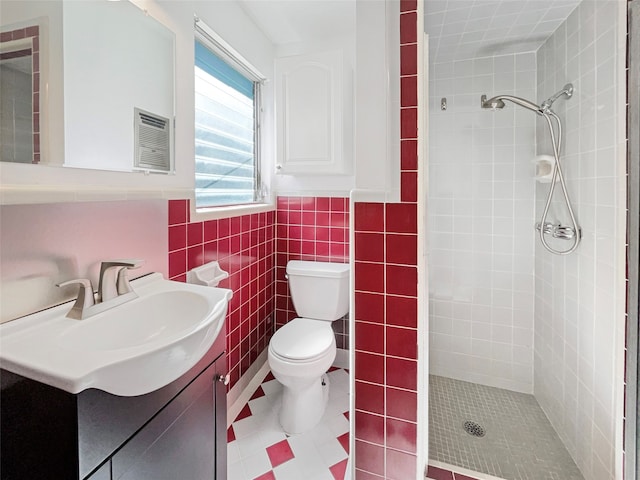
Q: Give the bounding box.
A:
[235,403,252,422]
[253,471,276,480]
[329,458,348,480]
[263,371,276,382]
[337,432,349,453]
[250,385,266,400]
[266,438,295,468]
[227,425,236,443]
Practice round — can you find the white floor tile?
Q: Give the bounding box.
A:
[228,440,241,463]
[236,430,271,459]
[305,422,336,447]
[241,449,272,479]
[249,394,274,415]
[326,412,350,437]
[315,437,348,467]
[325,393,349,417]
[287,435,327,476]
[261,379,282,396]
[227,460,248,480]
[233,414,264,440]
[309,470,337,480]
[328,370,350,393]
[261,428,288,449]
[287,434,318,458]
[273,457,306,480]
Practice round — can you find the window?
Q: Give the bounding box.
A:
[194,20,264,209]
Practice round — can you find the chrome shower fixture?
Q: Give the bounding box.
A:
[540,83,574,113]
[481,94,542,114]
[480,83,574,115]
[479,83,580,255]
[480,94,505,110]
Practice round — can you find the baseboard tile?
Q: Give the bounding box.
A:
[226,350,269,427]
[428,460,505,480]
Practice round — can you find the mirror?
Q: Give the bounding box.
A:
[0,0,174,172]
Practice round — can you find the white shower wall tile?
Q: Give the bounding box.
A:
[533,3,624,479]
[429,51,537,394]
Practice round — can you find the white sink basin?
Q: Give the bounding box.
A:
[0,273,232,396]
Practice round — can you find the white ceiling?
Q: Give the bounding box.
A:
[238,0,355,47]
[425,0,581,63]
[238,0,581,63]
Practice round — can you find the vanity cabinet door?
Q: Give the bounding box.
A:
[111,358,222,480]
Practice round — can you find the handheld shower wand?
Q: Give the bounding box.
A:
[540,83,574,113]
[479,84,581,255]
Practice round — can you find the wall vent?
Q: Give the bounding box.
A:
[134,108,171,173]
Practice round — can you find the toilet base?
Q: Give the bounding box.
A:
[279,374,330,434]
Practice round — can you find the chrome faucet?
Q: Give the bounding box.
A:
[98,259,143,302]
[57,259,144,320]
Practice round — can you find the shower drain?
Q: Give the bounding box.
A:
[463,420,486,437]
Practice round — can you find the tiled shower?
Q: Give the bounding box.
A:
[428,51,537,394]
[426,1,625,480]
[533,2,623,477]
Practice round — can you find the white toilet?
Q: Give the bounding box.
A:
[268,260,350,434]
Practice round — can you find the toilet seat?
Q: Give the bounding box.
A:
[270,318,334,361]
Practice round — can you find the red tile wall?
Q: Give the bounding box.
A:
[353,2,419,478]
[275,196,350,347]
[168,199,275,390]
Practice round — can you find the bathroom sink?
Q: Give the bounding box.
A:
[0,273,232,396]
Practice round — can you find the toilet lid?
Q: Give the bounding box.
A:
[270,318,335,360]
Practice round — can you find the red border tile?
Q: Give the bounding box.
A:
[354,203,384,232]
[426,465,455,480]
[355,381,385,415]
[386,449,417,479]
[385,418,417,453]
[355,440,385,476]
[400,12,417,44]
[355,292,385,324]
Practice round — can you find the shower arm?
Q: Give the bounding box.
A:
[537,110,581,255]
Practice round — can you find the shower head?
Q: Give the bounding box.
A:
[481,94,542,114]
[540,83,574,113]
[481,84,575,116]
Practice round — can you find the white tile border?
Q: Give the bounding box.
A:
[227,350,270,427]
[428,459,506,480]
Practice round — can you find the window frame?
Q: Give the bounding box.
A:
[193,18,267,212]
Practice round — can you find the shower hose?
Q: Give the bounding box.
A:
[537,110,581,255]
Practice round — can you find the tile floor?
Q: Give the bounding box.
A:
[228,367,350,480]
[429,375,584,480]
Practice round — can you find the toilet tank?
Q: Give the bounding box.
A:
[286,260,350,321]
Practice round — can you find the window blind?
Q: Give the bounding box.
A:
[194,39,257,208]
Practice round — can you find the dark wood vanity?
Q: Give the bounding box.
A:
[1,330,227,480]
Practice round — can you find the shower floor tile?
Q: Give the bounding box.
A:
[429,375,584,480]
[228,367,350,480]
